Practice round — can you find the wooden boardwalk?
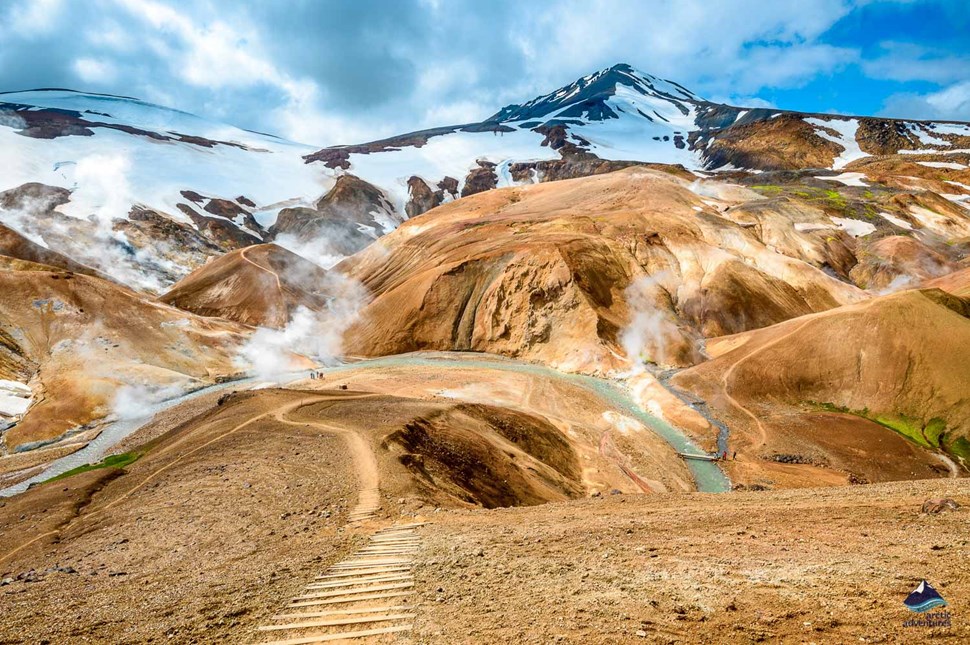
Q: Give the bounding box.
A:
[254,522,426,643]
[253,478,426,644]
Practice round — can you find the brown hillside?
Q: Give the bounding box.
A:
[673,288,970,487]
[159,243,332,329]
[0,268,246,454]
[340,168,864,373]
[0,222,106,278]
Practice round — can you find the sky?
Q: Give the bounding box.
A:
[1,0,968,146]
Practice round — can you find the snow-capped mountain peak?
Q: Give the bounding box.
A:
[488,63,703,125]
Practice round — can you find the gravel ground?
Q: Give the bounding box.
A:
[411,479,969,643]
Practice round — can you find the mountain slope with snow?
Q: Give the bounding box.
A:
[2,67,970,292]
[0,90,395,291]
[308,63,970,216]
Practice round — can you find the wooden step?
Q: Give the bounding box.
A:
[288,591,412,608]
[330,559,411,567]
[316,567,411,580]
[258,623,411,645]
[258,612,414,631]
[292,581,413,601]
[306,574,411,590]
[271,605,411,620]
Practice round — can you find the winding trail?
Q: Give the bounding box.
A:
[718,319,815,450]
[274,409,381,524]
[241,246,284,293]
[253,404,426,643]
[0,393,378,568]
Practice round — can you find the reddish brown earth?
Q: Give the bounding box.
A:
[673,289,970,488]
[0,264,245,455]
[0,385,965,643]
[160,243,331,328]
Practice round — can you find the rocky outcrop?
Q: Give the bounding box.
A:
[702,114,843,170]
[405,176,460,219]
[269,174,400,256]
[856,118,923,155]
[176,204,262,251]
[405,177,438,219]
[461,161,498,197]
[202,198,265,235]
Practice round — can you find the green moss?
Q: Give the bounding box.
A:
[751,184,783,194]
[47,451,142,483]
[946,437,970,464]
[924,418,947,447]
[811,403,968,461]
[873,414,932,448]
[821,189,847,209]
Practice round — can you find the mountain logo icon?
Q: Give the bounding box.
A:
[903,580,948,613]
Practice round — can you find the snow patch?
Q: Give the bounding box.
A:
[0,380,32,418]
[815,171,868,187]
[917,161,968,170]
[830,217,875,237]
[806,118,868,169]
[879,212,913,230]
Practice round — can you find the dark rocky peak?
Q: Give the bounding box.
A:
[487,63,703,124]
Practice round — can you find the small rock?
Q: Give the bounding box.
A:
[0,578,13,586]
[474,548,484,557]
[610,489,623,496]
[922,498,960,514]
[636,630,647,638]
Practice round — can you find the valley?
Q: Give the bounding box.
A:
[0,60,968,643]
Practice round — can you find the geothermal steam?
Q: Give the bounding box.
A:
[620,273,688,368]
[236,269,368,379]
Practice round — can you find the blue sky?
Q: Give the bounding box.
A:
[1,0,967,145]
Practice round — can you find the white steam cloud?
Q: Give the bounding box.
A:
[236,270,368,379]
[273,231,346,269]
[112,382,188,420]
[0,152,181,292]
[620,272,686,369]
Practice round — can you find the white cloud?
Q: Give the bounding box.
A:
[73,58,118,84]
[5,0,65,35]
[3,0,958,146]
[506,0,857,97]
[863,42,970,84]
[880,80,970,121]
